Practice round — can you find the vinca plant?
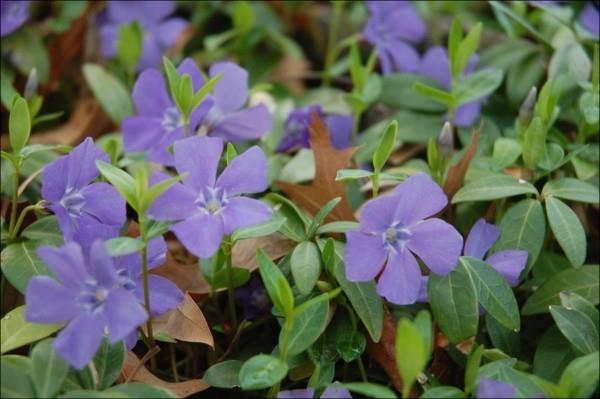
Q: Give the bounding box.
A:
[0,1,598,398]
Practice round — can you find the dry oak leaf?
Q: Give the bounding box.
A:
[277,111,356,222]
[151,294,214,348]
[152,252,209,295]
[119,351,209,398]
[443,127,480,200]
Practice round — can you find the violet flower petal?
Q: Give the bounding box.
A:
[210,62,248,113]
[393,173,448,225]
[53,311,106,370]
[138,36,163,71]
[277,388,315,399]
[580,3,599,37]
[217,146,268,196]
[146,275,184,316]
[486,250,528,287]
[147,175,198,221]
[88,240,118,288]
[326,114,353,150]
[174,136,222,192]
[408,218,463,276]
[0,1,31,37]
[153,17,187,48]
[36,242,89,288]
[454,101,482,128]
[25,277,79,323]
[344,231,387,281]
[220,197,272,235]
[177,58,205,91]
[66,137,110,189]
[104,288,148,343]
[385,40,421,73]
[360,194,399,234]
[376,250,421,305]
[210,105,273,141]
[171,214,224,258]
[464,218,500,259]
[122,115,165,153]
[80,182,126,227]
[477,377,516,399]
[320,383,352,398]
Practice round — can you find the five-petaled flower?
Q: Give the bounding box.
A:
[363,0,427,74]
[0,0,30,37]
[98,0,188,71]
[25,241,148,369]
[148,135,272,258]
[41,138,125,251]
[344,173,463,305]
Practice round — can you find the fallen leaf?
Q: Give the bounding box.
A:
[278,111,356,222]
[152,294,214,348]
[442,127,480,200]
[119,351,209,398]
[232,233,296,272]
[504,167,534,181]
[269,55,311,95]
[151,252,210,295]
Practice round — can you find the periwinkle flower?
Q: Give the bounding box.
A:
[344,173,463,305]
[197,61,273,142]
[420,46,481,127]
[25,241,148,369]
[148,136,272,258]
[0,0,30,37]
[277,383,352,398]
[121,58,211,165]
[363,1,427,74]
[477,377,516,399]
[277,105,353,152]
[98,0,188,71]
[579,3,599,37]
[41,138,125,250]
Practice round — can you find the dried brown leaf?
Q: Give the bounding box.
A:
[278,111,356,222]
[443,128,480,200]
[152,294,214,348]
[119,352,209,398]
[232,233,296,272]
[151,252,209,295]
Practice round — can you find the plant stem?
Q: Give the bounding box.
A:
[8,163,19,235]
[223,236,238,331]
[268,317,294,398]
[357,356,368,382]
[170,344,180,382]
[351,111,362,146]
[139,217,155,348]
[322,1,345,87]
[183,116,190,138]
[371,172,380,198]
[8,202,42,241]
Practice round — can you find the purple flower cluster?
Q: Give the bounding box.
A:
[0,0,30,37]
[277,105,352,152]
[122,58,272,165]
[344,173,463,305]
[98,0,188,71]
[148,135,272,258]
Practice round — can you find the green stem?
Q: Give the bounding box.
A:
[223,236,238,331]
[268,317,293,398]
[357,357,368,382]
[183,116,190,138]
[351,111,362,146]
[322,1,345,87]
[8,203,41,241]
[8,163,19,235]
[139,217,155,348]
[371,172,380,198]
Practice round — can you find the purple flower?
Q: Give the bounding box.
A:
[277,105,352,152]
[278,388,314,399]
[25,241,148,369]
[0,0,30,37]
[235,274,270,320]
[98,1,187,71]
[363,1,427,74]
[148,136,272,258]
[580,3,599,37]
[419,46,482,127]
[477,377,516,399]
[344,173,463,305]
[121,58,211,165]
[277,383,352,398]
[197,61,273,142]
[41,138,125,251]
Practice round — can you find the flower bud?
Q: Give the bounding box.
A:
[24,68,38,100]
[437,121,454,157]
[518,86,537,126]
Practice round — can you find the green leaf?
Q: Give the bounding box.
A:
[455,69,503,105]
[451,174,538,203]
[202,360,242,388]
[211,267,250,290]
[579,91,599,125]
[545,197,586,267]
[336,330,366,362]
[448,18,463,74]
[428,261,479,344]
[489,1,550,46]
[2,27,50,83]
[421,386,466,398]
[1,306,62,354]
[494,199,545,270]
[142,172,186,213]
[306,197,342,238]
[349,42,366,91]
[522,117,546,169]
[116,22,143,73]
[264,193,309,242]
[341,382,397,398]
[31,339,69,398]
[523,266,599,315]
[177,74,193,115]
[105,237,144,257]
[231,1,254,35]
[461,257,520,331]
[558,352,599,399]
[492,137,522,169]
[106,383,178,398]
[95,160,138,211]
[162,57,181,102]
[316,221,359,235]
[335,169,373,181]
[77,338,125,390]
[396,318,428,398]
[538,143,565,172]
[239,354,288,390]
[21,216,64,246]
[257,250,294,317]
[284,293,330,356]
[82,63,133,124]
[378,74,446,112]
[412,82,454,107]
[464,344,484,394]
[334,253,382,342]
[550,306,598,354]
[1,357,35,398]
[542,178,599,204]
[232,216,283,242]
[533,326,577,382]
[559,291,599,325]
[453,22,482,79]
[485,313,520,358]
[9,96,31,152]
[373,120,399,172]
[290,241,321,295]
[1,241,52,294]
[19,143,70,159]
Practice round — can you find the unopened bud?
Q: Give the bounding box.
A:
[437,121,454,157]
[24,68,38,100]
[518,86,537,125]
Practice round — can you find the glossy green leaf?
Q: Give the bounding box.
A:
[162,57,181,101]
[142,172,186,213]
[77,338,126,390]
[2,27,50,83]
[452,174,538,203]
[455,68,503,105]
[522,117,546,169]
[9,96,31,152]
[1,357,35,398]
[489,1,550,46]
[378,74,446,112]
[412,82,453,107]
[290,241,321,295]
[396,318,428,398]
[232,216,284,242]
[306,197,341,238]
[257,250,294,317]
[579,91,599,125]
[373,120,398,171]
[191,73,222,111]
[105,237,144,257]
[545,197,586,267]
[1,306,62,354]
[533,326,577,382]
[264,193,309,242]
[21,216,64,246]
[550,306,598,354]
[341,382,397,398]
[428,261,478,343]
[336,330,366,362]
[522,265,599,315]
[464,344,484,394]
[448,18,463,72]
[492,137,522,169]
[413,310,433,357]
[31,339,69,398]
[316,221,359,235]
[454,22,482,79]
[116,22,143,73]
[106,383,178,397]
[486,313,520,358]
[335,169,373,181]
[558,352,599,399]
[95,160,138,211]
[285,293,330,356]
[1,241,52,294]
[82,63,133,124]
[542,178,599,204]
[239,354,288,390]
[421,386,466,398]
[202,360,242,388]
